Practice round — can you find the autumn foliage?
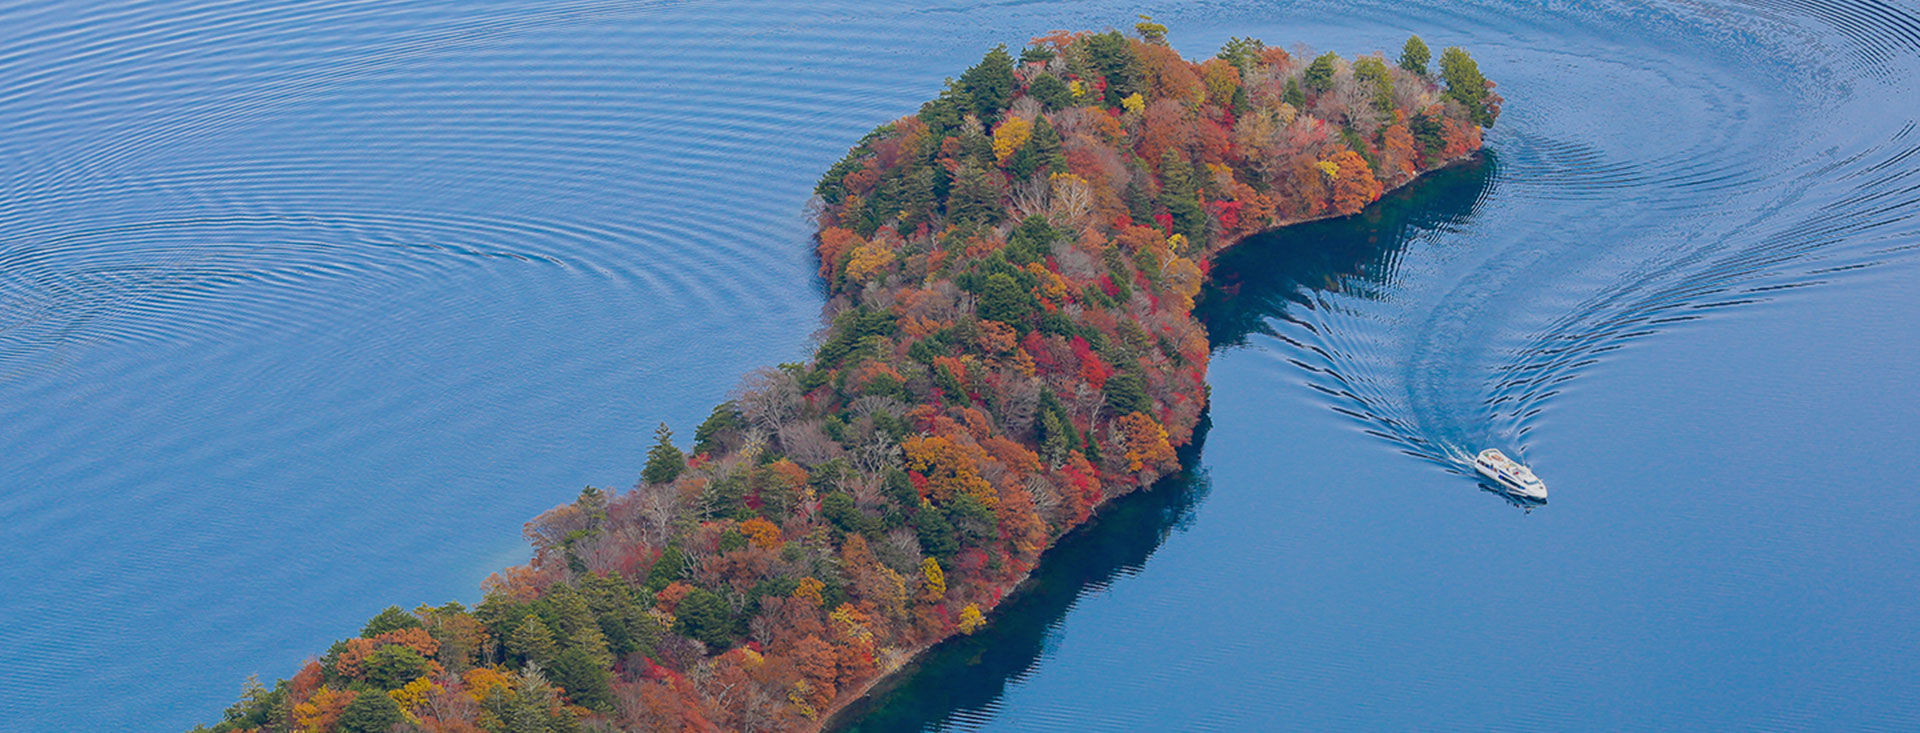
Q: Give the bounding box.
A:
[199,26,1493,733]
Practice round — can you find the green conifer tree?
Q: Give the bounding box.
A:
[958,45,1016,123]
[947,164,1003,225]
[641,423,685,485]
[1400,35,1431,75]
[507,616,558,669]
[1305,52,1340,93]
[1284,77,1306,108]
[360,606,421,638]
[336,690,406,733]
[1441,47,1495,126]
[550,589,614,667]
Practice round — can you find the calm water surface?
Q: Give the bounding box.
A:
[2,1,1916,731]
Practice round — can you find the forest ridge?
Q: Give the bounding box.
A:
[199,22,1500,733]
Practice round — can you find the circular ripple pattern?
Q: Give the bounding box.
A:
[3,1,1919,731]
[1219,0,1920,486]
[0,0,1149,729]
[851,1,1920,731]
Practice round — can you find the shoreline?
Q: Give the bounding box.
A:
[810,151,1480,732]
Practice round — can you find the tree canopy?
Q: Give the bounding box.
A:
[198,23,1498,733]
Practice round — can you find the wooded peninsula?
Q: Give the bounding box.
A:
[198,22,1499,733]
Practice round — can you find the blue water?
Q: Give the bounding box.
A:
[2,1,1917,731]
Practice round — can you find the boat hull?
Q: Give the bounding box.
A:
[1474,463,1548,501]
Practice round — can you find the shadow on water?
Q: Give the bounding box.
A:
[831,415,1215,733]
[1199,155,1503,474]
[1196,154,1496,351]
[835,158,1496,732]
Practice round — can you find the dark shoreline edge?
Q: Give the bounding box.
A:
[816,152,1484,732]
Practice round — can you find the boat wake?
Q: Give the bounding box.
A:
[1213,0,1920,502]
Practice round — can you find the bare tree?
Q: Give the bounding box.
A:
[1049,173,1094,229]
[1010,174,1051,221]
[848,473,887,512]
[851,395,906,420]
[995,376,1042,439]
[1009,95,1044,120]
[749,598,782,647]
[778,420,844,467]
[879,527,925,575]
[636,484,680,546]
[1026,473,1062,522]
[1053,241,1103,281]
[736,367,802,433]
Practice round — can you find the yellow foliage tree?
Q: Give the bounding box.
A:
[793,576,826,607]
[293,686,353,733]
[919,557,946,602]
[738,516,782,549]
[1119,411,1177,472]
[830,602,874,640]
[388,676,437,718]
[1164,256,1203,312]
[816,226,865,281]
[957,603,986,634]
[902,434,996,506]
[992,116,1033,163]
[845,238,896,281]
[462,667,514,702]
[1199,57,1241,107]
[1121,92,1147,114]
[1025,261,1068,299]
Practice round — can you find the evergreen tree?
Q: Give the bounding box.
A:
[691,401,741,458]
[548,647,615,713]
[507,616,559,669]
[958,45,1016,123]
[1125,169,1154,222]
[1411,109,1447,157]
[1217,36,1266,73]
[1399,35,1431,75]
[1081,31,1141,107]
[363,645,432,690]
[1039,409,1075,467]
[1027,73,1072,110]
[1104,372,1149,415]
[1304,52,1340,94]
[484,666,572,733]
[360,606,421,638]
[579,573,660,658]
[1441,47,1494,126]
[914,504,959,558]
[336,690,406,733]
[674,588,734,647]
[978,272,1037,326]
[1134,14,1168,45]
[641,423,685,485]
[917,90,967,139]
[1352,56,1395,113]
[1009,116,1066,179]
[1284,77,1305,108]
[946,164,1003,225]
[645,545,687,593]
[1158,150,1204,242]
[209,676,286,733]
[550,589,614,667]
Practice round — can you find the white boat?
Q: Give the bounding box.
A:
[1473,448,1548,501]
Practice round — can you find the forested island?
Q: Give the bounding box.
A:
[199,22,1499,733]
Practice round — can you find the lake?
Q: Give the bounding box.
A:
[2,1,1916,730]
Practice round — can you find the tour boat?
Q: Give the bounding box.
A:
[1473,448,1548,501]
